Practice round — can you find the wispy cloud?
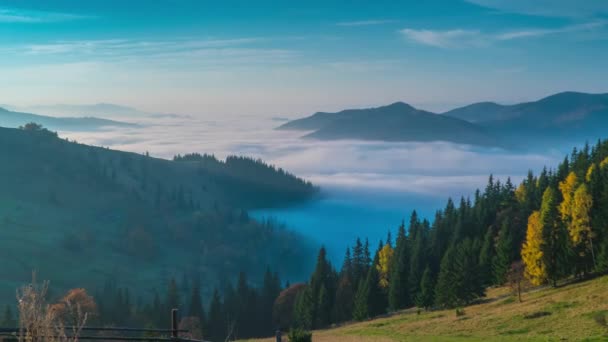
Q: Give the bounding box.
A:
[1,37,297,68]
[466,0,608,19]
[400,21,607,48]
[336,19,397,27]
[0,7,91,23]
[399,29,484,48]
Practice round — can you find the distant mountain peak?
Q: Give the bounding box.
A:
[384,101,415,110]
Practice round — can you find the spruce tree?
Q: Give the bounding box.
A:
[293,286,313,329]
[332,271,354,323]
[479,226,496,286]
[332,248,355,323]
[388,221,410,311]
[188,279,205,326]
[206,289,224,342]
[416,266,435,310]
[352,279,369,321]
[492,218,515,285]
[540,187,571,286]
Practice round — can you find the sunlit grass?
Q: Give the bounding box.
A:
[246,275,608,341]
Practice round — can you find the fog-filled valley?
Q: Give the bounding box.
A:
[51,111,568,264]
[3,1,608,340]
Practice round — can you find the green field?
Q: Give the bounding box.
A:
[250,275,608,341]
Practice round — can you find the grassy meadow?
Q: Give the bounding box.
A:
[247,275,608,341]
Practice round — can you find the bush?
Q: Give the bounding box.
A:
[455,308,466,317]
[288,328,312,342]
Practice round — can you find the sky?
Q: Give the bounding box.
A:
[1,0,608,117]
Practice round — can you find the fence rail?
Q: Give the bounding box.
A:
[0,309,211,342]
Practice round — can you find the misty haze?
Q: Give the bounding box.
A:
[1,1,608,342]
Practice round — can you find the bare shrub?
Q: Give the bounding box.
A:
[16,275,88,342]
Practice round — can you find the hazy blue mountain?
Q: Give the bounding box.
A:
[280,92,608,149]
[0,107,137,131]
[0,125,317,303]
[445,92,608,147]
[278,102,499,146]
[441,102,513,123]
[21,103,184,119]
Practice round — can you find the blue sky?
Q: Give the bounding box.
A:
[1,0,607,116]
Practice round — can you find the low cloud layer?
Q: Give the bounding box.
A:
[60,115,562,200]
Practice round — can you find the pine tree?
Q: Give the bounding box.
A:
[206,289,224,342]
[309,246,336,328]
[293,286,313,329]
[188,279,205,326]
[261,268,281,333]
[416,266,434,310]
[353,247,385,320]
[332,272,354,323]
[315,284,331,328]
[409,226,427,301]
[492,218,515,285]
[332,248,355,323]
[434,246,457,307]
[352,238,364,292]
[479,227,496,286]
[434,239,484,307]
[541,187,570,286]
[388,222,410,311]
[352,279,369,321]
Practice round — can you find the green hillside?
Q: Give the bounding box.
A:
[249,275,608,341]
[0,125,317,305]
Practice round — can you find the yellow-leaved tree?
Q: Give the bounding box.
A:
[586,164,596,182]
[521,211,547,285]
[571,183,596,268]
[376,243,394,289]
[558,171,578,223]
[600,156,608,169]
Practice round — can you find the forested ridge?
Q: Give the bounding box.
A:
[66,138,608,341]
[278,138,608,332]
[0,124,317,320]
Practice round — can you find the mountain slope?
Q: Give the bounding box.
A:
[250,275,608,341]
[0,126,316,304]
[279,102,499,146]
[0,107,137,131]
[445,92,608,146]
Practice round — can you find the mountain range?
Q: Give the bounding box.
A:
[0,106,136,131]
[278,92,608,148]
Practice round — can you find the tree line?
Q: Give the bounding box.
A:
[282,139,608,330]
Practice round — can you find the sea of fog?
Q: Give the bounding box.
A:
[60,114,568,265]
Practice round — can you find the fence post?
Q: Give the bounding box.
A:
[275,329,282,342]
[171,308,178,339]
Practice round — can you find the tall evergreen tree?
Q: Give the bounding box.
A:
[540,187,571,286]
[388,221,410,311]
[479,226,496,286]
[293,286,313,329]
[492,218,515,285]
[206,289,224,342]
[416,266,435,310]
[332,248,355,323]
[188,279,205,326]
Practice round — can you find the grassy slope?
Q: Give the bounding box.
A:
[250,275,608,341]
